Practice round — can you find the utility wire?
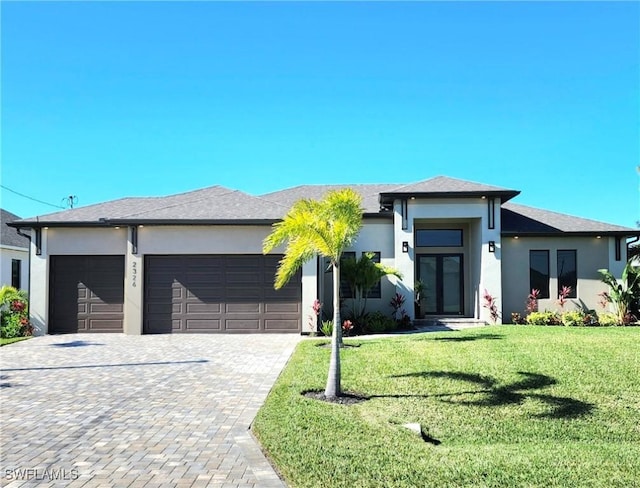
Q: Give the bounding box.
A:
[1,184,66,209]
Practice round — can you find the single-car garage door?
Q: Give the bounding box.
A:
[49,255,125,334]
[144,255,301,333]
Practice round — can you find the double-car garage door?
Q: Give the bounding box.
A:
[48,255,301,334]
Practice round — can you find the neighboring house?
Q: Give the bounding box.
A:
[1,209,30,292]
[9,176,639,336]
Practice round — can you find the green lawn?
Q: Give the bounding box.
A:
[253,326,640,488]
[0,336,31,346]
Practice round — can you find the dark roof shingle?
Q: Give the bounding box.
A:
[1,209,30,248]
[501,202,636,234]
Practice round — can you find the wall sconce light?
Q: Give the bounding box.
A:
[596,235,602,239]
[513,236,519,240]
[402,241,409,253]
[488,241,496,253]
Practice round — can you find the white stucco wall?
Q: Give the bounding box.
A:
[501,236,614,321]
[29,224,312,335]
[1,246,30,291]
[320,219,396,320]
[393,197,502,322]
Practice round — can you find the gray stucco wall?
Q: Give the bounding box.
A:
[501,236,611,321]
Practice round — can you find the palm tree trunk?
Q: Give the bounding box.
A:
[325,261,342,398]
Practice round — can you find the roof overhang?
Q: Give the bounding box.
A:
[8,212,392,229]
[501,231,640,238]
[379,190,521,206]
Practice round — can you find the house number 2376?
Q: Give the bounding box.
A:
[132,261,138,287]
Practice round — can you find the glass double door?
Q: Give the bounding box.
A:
[417,254,464,316]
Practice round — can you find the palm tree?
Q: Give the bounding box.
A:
[263,188,363,398]
[341,252,402,325]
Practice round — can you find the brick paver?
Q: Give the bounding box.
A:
[0,334,301,487]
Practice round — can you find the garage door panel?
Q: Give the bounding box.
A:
[186,287,223,300]
[265,319,299,331]
[49,256,125,334]
[144,255,301,333]
[225,319,260,331]
[226,271,261,284]
[186,303,222,314]
[226,303,260,313]
[186,319,221,331]
[89,303,123,313]
[265,302,300,313]
[88,319,123,331]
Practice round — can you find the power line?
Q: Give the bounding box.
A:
[1,184,66,209]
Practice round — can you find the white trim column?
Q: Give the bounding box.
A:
[123,227,144,335]
[301,257,318,333]
[29,228,48,336]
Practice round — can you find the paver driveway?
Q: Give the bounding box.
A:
[0,333,301,488]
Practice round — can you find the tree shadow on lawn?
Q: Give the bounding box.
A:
[431,334,504,343]
[388,371,594,419]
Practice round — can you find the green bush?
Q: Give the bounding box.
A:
[320,320,333,337]
[561,310,585,327]
[526,311,561,326]
[597,312,621,327]
[0,286,31,339]
[363,311,396,334]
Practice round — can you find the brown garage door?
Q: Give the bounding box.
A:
[49,256,125,334]
[144,255,301,333]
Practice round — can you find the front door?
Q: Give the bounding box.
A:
[417,254,464,316]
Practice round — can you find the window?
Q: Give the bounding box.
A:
[557,250,577,298]
[415,229,463,247]
[529,250,549,298]
[365,252,382,299]
[11,259,21,289]
[340,252,356,299]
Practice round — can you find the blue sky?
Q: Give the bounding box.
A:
[1,1,638,227]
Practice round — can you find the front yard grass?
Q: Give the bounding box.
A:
[0,336,31,346]
[253,326,640,487]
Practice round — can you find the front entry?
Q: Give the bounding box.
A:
[417,254,464,316]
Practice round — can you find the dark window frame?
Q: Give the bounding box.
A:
[557,250,577,298]
[415,229,463,248]
[339,251,356,299]
[529,250,550,299]
[11,259,21,289]
[365,251,382,299]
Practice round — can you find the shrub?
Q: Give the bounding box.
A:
[561,310,584,327]
[482,289,500,323]
[363,311,396,334]
[0,286,31,339]
[526,311,561,326]
[511,312,526,325]
[320,320,333,337]
[597,312,621,327]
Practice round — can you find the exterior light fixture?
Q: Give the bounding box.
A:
[402,241,409,253]
[488,241,496,253]
[481,195,487,200]
[513,236,519,240]
[596,235,602,239]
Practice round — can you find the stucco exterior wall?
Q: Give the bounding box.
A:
[320,219,396,322]
[29,224,307,335]
[1,246,29,291]
[393,197,502,322]
[501,236,612,320]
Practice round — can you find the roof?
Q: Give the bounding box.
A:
[379,175,520,203]
[261,183,399,214]
[501,202,637,236]
[8,176,637,236]
[1,209,30,248]
[12,186,290,226]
